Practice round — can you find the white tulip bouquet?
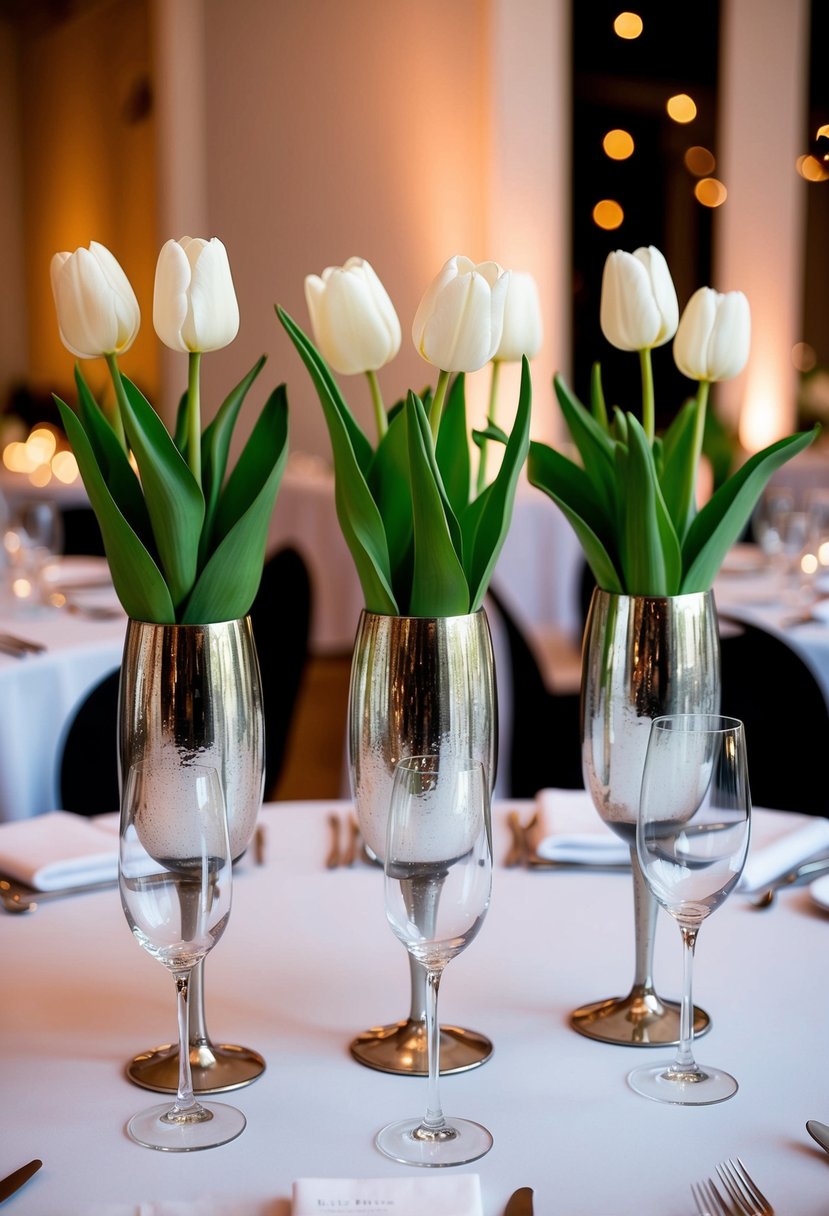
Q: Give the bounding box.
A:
[528,244,819,596]
[50,237,288,624]
[276,254,533,617]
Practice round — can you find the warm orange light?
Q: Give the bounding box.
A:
[667,94,697,124]
[802,552,818,576]
[684,146,715,176]
[792,341,817,372]
[28,464,52,488]
[797,154,829,182]
[593,199,624,230]
[603,129,635,160]
[694,177,727,207]
[25,427,57,466]
[613,11,643,38]
[817,123,829,141]
[3,441,35,473]
[52,451,80,484]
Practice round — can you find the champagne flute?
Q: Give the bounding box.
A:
[119,759,246,1149]
[627,714,751,1106]
[375,755,493,1167]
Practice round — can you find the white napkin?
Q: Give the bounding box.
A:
[0,810,119,890]
[534,788,630,866]
[292,1176,483,1216]
[738,817,829,893]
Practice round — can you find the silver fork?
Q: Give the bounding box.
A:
[691,1176,732,1215]
[716,1158,774,1215]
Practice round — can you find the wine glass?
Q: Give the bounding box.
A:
[119,759,246,1150]
[752,485,794,560]
[375,755,493,1167]
[627,714,751,1106]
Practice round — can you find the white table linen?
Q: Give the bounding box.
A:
[2,796,827,1214]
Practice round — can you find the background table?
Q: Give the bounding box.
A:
[2,795,827,1214]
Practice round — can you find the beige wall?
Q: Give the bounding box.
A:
[0,20,27,409]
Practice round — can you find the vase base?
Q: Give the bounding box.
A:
[349,1019,493,1075]
[126,1041,266,1094]
[570,991,710,1046]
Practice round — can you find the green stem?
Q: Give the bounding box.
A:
[103,353,129,451]
[639,347,655,445]
[366,370,387,440]
[428,369,450,444]
[476,359,501,495]
[187,351,202,486]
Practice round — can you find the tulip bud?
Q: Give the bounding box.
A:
[673,286,751,382]
[304,257,401,376]
[50,241,140,359]
[412,255,509,373]
[494,271,543,362]
[600,245,678,352]
[153,236,240,353]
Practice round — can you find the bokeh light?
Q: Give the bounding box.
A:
[613,11,643,38]
[796,154,829,182]
[667,94,697,124]
[792,341,817,373]
[593,199,624,230]
[603,129,635,160]
[684,146,716,176]
[694,177,727,207]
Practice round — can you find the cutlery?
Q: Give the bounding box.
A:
[0,632,45,658]
[0,875,117,914]
[508,809,629,872]
[715,1157,774,1214]
[325,813,342,869]
[0,1158,42,1203]
[806,1119,829,1154]
[340,816,361,867]
[503,1187,534,1215]
[747,855,829,908]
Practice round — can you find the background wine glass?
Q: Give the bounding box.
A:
[375,755,493,1167]
[627,714,751,1106]
[751,485,795,562]
[2,498,63,611]
[119,759,246,1150]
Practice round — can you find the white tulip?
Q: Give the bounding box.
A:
[673,286,751,382]
[495,271,543,362]
[153,236,240,353]
[304,257,401,375]
[412,255,509,372]
[50,241,140,359]
[600,245,678,352]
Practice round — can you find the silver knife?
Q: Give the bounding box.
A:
[807,1119,829,1154]
[0,1158,42,1203]
[504,1187,534,1216]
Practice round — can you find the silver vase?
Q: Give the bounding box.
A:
[573,589,720,1046]
[119,617,266,1093]
[348,608,497,1075]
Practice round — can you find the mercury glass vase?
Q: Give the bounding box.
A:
[348,608,497,1075]
[119,616,266,1093]
[573,589,720,1046]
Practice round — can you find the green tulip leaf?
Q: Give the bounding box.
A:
[680,425,820,591]
[367,407,413,601]
[406,392,469,616]
[527,440,623,593]
[472,422,509,449]
[659,395,702,542]
[173,390,189,456]
[55,397,175,622]
[71,367,151,542]
[277,305,397,613]
[611,407,628,444]
[119,376,204,609]
[436,373,471,521]
[617,416,681,595]
[554,373,617,516]
[590,362,609,430]
[183,387,289,623]
[200,354,267,560]
[466,356,532,611]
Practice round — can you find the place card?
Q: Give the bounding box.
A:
[292,1175,483,1216]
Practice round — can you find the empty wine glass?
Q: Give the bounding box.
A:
[375,755,493,1167]
[752,485,794,561]
[628,714,751,1106]
[119,759,246,1150]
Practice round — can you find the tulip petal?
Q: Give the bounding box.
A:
[184,237,240,352]
[153,239,192,352]
[89,241,141,352]
[706,291,750,380]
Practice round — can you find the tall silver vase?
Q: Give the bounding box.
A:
[572,589,720,1046]
[348,608,497,1075]
[119,617,266,1093]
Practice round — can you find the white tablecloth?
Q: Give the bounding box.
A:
[2,796,827,1214]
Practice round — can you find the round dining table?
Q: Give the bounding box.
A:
[1,794,827,1214]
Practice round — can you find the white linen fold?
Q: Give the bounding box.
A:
[0,810,119,890]
[534,788,631,866]
[292,1176,483,1216]
[738,817,829,893]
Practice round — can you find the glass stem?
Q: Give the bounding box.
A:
[673,925,699,1072]
[630,846,658,992]
[172,970,199,1114]
[422,965,446,1130]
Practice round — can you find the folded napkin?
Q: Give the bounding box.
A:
[738,817,829,893]
[0,810,119,890]
[292,1176,483,1216]
[534,788,630,866]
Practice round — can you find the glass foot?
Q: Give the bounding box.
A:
[126,1041,266,1094]
[570,989,710,1046]
[127,1100,246,1151]
[375,1116,492,1166]
[627,1062,738,1105]
[350,1018,492,1075]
